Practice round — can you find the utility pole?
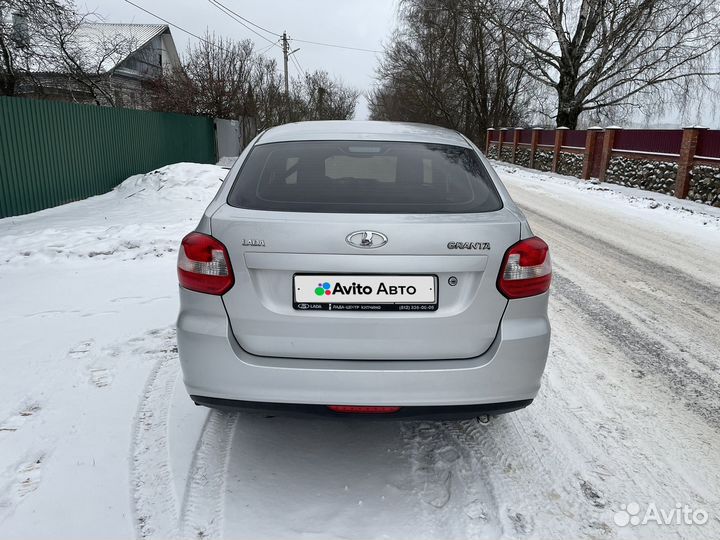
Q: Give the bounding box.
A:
[282,31,289,94]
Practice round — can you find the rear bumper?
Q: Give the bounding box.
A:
[190,396,533,420]
[177,288,550,408]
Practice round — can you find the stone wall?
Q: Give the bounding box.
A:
[557,152,583,177]
[499,146,513,162]
[604,157,677,196]
[515,147,531,167]
[534,150,553,172]
[689,165,720,206]
[488,139,720,207]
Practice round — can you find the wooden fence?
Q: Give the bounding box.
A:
[486,126,720,206]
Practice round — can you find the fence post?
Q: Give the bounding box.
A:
[552,127,568,173]
[598,126,621,182]
[485,128,494,155]
[581,126,603,180]
[529,127,542,169]
[498,128,508,159]
[675,126,705,199]
[512,128,520,164]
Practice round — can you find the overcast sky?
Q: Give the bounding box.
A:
[84,0,399,119]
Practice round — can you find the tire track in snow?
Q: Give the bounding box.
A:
[130,330,239,540]
[533,296,719,538]
[401,416,592,539]
[523,205,720,308]
[442,417,589,538]
[551,272,720,431]
[401,421,504,538]
[514,203,720,429]
[130,342,181,539]
[179,410,238,540]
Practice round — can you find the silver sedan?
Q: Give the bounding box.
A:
[176,121,551,419]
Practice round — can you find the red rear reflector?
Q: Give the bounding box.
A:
[177,232,234,295]
[328,405,401,414]
[497,236,552,299]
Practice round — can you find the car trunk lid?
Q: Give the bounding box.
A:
[212,208,520,360]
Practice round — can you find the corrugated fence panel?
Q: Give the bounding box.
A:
[538,130,555,146]
[696,130,720,158]
[0,96,215,218]
[614,129,683,155]
[564,130,586,148]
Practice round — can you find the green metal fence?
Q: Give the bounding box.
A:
[0,96,216,218]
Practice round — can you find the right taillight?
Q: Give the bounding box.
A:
[497,237,552,299]
[177,232,234,295]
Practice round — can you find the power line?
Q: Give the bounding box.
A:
[290,51,307,79]
[207,0,281,38]
[126,0,382,56]
[290,38,382,54]
[206,0,382,53]
[257,39,280,56]
[207,0,281,48]
[123,0,237,54]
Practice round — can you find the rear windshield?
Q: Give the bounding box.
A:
[227,140,502,213]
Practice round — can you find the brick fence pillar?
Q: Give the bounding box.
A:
[529,127,542,169]
[498,128,508,159]
[512,128,521,164]
[485,128,494,155]
[598,126,621,182]
[552,127,568,173]
[675,126,706,199]
[581,126,603,180]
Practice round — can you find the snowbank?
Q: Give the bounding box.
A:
[493,161,720,232]
[0,163,227,265]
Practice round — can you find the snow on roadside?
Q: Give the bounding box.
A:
[492,161,720,232]
[0,163,226,265]
[0,163,225,539]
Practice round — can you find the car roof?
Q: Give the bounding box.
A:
[257,120,472,148]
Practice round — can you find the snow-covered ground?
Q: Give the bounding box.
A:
[1,162,719,539]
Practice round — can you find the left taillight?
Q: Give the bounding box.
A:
[177,232,234,295]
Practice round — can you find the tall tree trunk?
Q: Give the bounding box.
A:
[0,37,17,96]
[556,107,581,129]
[556,71,580,128]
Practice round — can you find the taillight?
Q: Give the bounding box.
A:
[177,232,234,295]
[497,237,552,299]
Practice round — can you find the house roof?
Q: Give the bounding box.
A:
[80,23,169,47]
[71,22,177,74]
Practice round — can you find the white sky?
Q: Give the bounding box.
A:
[84,0,400,119]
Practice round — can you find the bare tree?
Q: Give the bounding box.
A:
[494,0,720,128]
[152,33,359,127]
[249,55,284,128]
[0,0,78,96]
[370,0,539,144]
[291,70,359,121]
[1,0,136,105]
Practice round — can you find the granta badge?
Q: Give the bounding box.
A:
[447,242,490,250]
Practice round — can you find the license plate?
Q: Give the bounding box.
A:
[293,274,438,311]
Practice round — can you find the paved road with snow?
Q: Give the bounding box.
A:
[1,163,719,539]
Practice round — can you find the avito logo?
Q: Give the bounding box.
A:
[314,281,417,296]
[315,282,333,296]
